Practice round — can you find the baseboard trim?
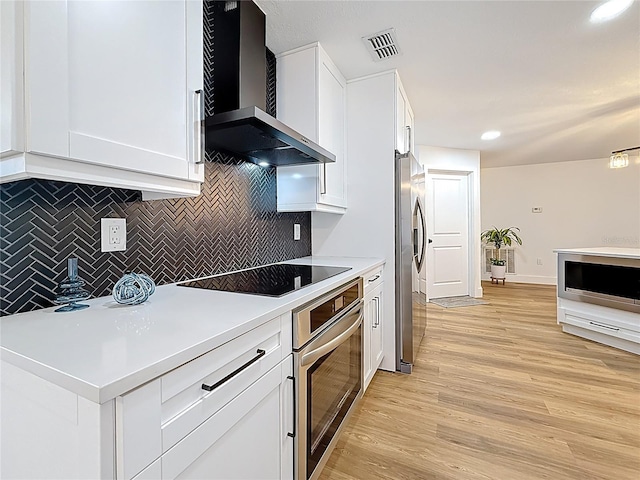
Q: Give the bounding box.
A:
[482,274,556,285]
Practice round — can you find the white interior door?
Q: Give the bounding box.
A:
[427,173,470,298]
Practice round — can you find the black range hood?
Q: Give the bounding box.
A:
[205,1,335,166]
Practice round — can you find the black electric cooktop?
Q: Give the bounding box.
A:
[178,264,352,297]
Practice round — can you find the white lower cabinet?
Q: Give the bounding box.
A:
[557,298,640,355]
[129,358,293,480]
[0,314,294,480]
[363,268,384,391]
[118,315,294,480]
[161,357,293,480]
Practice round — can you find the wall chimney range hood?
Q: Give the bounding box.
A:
[205,1,335,167]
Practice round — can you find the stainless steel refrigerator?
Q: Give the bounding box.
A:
[395,150,427,373]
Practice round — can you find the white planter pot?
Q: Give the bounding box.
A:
[491,265,506,279]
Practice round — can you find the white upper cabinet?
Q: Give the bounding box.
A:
[0,0,24,158]
[0,0,204,199]
[395,77,414,155]
[276,43,347,214]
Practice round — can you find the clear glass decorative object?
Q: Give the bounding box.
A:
[112,272,156,305]
[54,258,91,312]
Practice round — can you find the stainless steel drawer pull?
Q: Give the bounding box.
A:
[589,321,620,331]
[287,375,296,438]
[194,89,205,165]
[319,161,327,195]
[201,349,266,392]
[372,297,379,328]
[368,274,380,283]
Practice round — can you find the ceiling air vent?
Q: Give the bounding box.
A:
[363,28,401,62]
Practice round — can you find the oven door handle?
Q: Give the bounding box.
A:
[301,309,363,367]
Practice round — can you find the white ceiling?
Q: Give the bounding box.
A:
[255,0,640,168]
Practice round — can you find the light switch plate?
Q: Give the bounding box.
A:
[294,223,301,241]
[101,218,126,252]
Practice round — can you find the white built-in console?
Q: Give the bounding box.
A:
[555,247,640,354]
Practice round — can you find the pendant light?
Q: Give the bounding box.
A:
[609,146,639,169]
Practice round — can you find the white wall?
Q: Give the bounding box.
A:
[418,146,483,298]
[481,157,640,284]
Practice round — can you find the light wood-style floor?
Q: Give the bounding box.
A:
[319,282,640,480]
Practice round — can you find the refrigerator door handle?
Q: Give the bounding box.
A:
[413,198,427,274]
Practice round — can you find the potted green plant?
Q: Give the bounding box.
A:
[480,226,523,281]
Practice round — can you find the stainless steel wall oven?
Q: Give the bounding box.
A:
[292,278,363,480]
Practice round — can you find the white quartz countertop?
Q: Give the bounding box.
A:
[1,256,384,404]
[554,247,640,259]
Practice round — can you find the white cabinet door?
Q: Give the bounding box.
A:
[395,85,407,154]
[407,104,415,155]
[318,51,346,208]
[395,77,414,155]
[371,285,384,373]
[363,293,374,390]
[363,281,384,392]
[280,356,294,480]
[25,0,204,184]
[1,0,24,158]
[161,357,294,480]
[276,43,347,214]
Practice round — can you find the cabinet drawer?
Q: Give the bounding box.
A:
[161,362,284,480]
[562,313,640,344]
[161,316,284,451]
[363,266,383,293]
[118,315,287,480]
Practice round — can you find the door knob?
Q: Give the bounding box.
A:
[428,238,433,244]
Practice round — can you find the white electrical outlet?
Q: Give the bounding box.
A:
[537,258,543,265]
[294,223,301,241]
[101,218,127,252]
[532,207,543,213]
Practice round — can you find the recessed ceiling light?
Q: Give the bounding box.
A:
[481,131,501,141]
[258,161,270,167]
[590,0,634,23]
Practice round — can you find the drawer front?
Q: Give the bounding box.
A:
[363,266,383,293]
[161,316,284,451]
[118,315,287,480]
[161,363,283,480]
[563,313,640,343]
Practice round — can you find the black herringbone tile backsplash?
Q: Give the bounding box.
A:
[0,157,311,317]
[0,4,311,316]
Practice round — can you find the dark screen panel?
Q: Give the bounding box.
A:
[565,261,640,300]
